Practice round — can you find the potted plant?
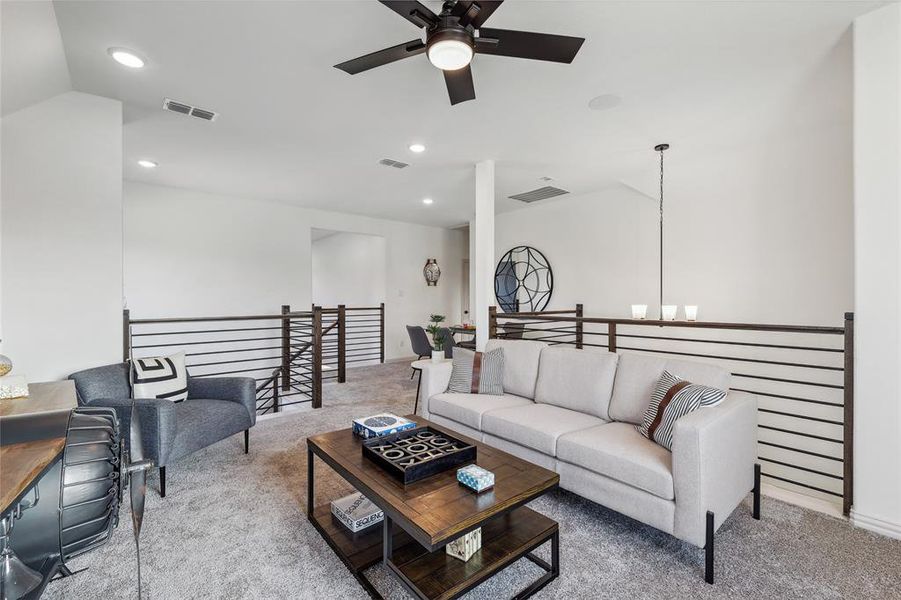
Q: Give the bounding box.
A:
[426,314,446,361]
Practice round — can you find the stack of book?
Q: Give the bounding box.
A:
[330,492,384,533]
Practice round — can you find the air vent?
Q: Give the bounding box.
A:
[378,158,409,169]
[163,98,218,121]
[508,186,570,203]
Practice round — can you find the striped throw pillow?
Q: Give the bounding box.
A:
[131,351,189,402]
[637,370,727,450]
[447,347,504,396]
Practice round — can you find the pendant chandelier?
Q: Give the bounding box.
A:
[655,143,669,321]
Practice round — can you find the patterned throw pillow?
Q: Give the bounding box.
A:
[131,351,189,402]
[447,347,504,396]
[638,370,727,450]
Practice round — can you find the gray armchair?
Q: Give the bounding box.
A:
[68,363,256,497]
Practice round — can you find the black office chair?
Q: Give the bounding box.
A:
[406,325,435,414]
[502,323,525,340]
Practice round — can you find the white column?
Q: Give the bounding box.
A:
[473,160,495,350]
[852,3,901,539]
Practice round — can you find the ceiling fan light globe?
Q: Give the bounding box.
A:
[427,39,473,71]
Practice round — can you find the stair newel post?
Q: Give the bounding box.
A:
[607,322,617,353]
[338,304,346,383]
[379,302,385,364]
[281,305,291,392]
[488,306,498,339]
[312,306,323,409]
[575,303,584,349]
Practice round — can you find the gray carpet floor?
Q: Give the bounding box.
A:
[46,362,901,599]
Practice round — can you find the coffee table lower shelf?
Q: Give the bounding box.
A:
[309,505,559,600]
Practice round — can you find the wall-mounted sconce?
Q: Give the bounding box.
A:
[423,259,441,286]
[685,305,698,321]
[631,304,648,319]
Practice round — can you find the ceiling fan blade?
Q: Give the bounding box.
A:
[335,40,426,75]
[444,65,476,105]
[452,1,504,29]
[379,1,438,28]
[476,28,585,63]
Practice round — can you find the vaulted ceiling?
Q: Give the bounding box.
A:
[43,1,885,226]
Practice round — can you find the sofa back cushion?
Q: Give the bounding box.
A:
[608,353,731,424]
[485,339,547,400]
[534,347,619,420]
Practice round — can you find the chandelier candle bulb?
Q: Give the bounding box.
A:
[631,304,648,319]
[662,305,678,321]
[685,305,698,321]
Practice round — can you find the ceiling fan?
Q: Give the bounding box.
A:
[335,0,585,105]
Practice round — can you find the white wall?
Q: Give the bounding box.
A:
[0,1,72,116]
[494,33,854,510]
[1,91,123,380]
[851,3,901,540]
[124,182,467,360]
[312,231,386,308]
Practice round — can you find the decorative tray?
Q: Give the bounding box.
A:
[362,426,476,484]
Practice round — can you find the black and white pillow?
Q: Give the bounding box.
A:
[447,347,504,396]
[131,351,189,402]
[637,370,727,450]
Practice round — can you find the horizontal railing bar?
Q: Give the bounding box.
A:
[344,306,383,311]
[758,457,843,480]
[758,424,842,444]
[133,335,285,349]
[732,372,843,389]
[758,408,843,426]
[615,345,842,372]
[500,310,578,316]
[761,472,842,497]
[496,314,844,334]
[346,357,381,364]
[132,325,285,337]
[612,332,844,354]
[179,345,284,357]
[131,312,311,324]
[731,388,843,408]
[757,440,842,462]
[514,326,580,334]
[189,357,282,369]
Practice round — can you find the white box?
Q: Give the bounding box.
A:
[446,528,481,562]
[330,492,383,533]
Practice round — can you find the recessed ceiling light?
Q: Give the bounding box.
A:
[409,143,426,153]
[422,198,434,205]
[108,47,145,69]
[588,94,622,111]
[137,159,158,169]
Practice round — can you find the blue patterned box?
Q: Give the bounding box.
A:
[352,414,416,439]
[457,464,494,493]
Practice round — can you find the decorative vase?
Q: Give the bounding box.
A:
[0,354,11,377]
[431,350,443,362]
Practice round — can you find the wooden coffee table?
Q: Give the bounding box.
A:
[307,416,560,600]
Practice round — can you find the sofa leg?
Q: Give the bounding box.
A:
[244,429,249,454]
[160,466,166,498]
[753,463,761,520]
[705,510,714,585]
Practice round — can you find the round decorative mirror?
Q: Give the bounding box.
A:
[494,246,553,312]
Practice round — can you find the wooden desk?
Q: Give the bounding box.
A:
[0,381,77,514]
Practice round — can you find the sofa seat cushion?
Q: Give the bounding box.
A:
[485,339,547,400]
[557,422,674,500]
[534,347,619,420]
[170,399,252,461]
[429,393,532,430]
[609,353,731,425]
[481,404,605,456]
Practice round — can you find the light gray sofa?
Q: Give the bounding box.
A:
[417,339,759,584]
